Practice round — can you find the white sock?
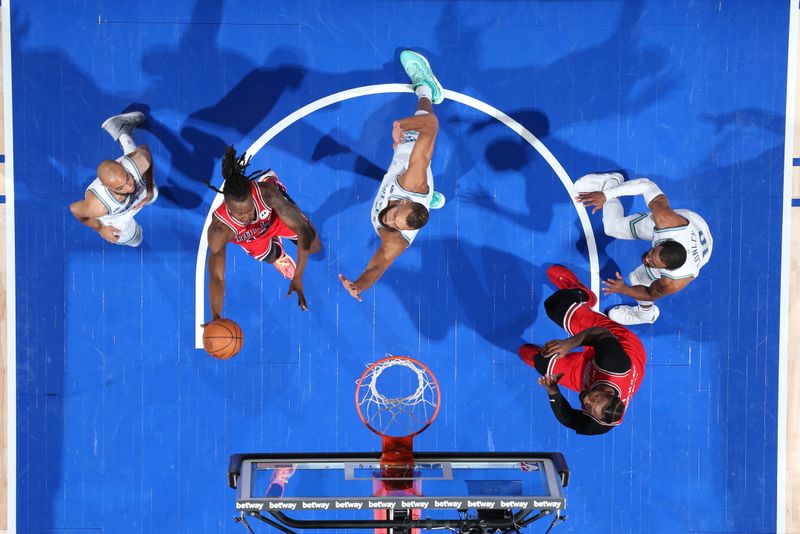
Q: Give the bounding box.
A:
[415,83,432,101]
[119,132,137,155]
[636,302,655,316]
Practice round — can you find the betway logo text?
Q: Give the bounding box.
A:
[236,502,264,511]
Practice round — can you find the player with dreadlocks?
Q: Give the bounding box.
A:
[206,146,321,315]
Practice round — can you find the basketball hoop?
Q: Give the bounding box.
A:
[356,355,441,467]
[356,355,441,439]
[356,354,441,527]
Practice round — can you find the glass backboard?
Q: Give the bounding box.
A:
[228,452,569,532]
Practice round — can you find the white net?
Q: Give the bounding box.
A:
[356,356,440,438]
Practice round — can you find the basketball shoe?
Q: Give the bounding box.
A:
[429,191,446,209]
[546,265,597,308]
[266,465,297,498]
[400,50,445,104]
[608,304,660,325]
[101,111,145,141]
[273,250,297,280]
[517,344,542,369]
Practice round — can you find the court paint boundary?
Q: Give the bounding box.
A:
[193,84,600,348]
[2,0,16,530]
[777,0,798,531]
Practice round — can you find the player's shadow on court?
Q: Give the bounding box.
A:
[430,1,679,133]
[313,134,385,180]
[387,237,542,352]
[459,108,623,235]
[135,0,382,210]
[307,98,418,230]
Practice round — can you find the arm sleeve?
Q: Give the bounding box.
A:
[603,178,664,205]
[590,335,632,374]
[547,390,612,436]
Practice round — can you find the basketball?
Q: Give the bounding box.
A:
[203,318,243,360]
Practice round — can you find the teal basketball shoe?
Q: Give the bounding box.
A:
[429,191,446,209]
[400,50,445,104]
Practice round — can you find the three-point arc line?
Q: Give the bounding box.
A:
[193,84,600,348]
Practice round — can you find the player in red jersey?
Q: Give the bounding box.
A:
[518,265,647,435]
[206,146,321,317]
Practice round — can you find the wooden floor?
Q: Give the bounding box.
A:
[0,5,798,534]
[786,7,800,531]
[0,4,8,532]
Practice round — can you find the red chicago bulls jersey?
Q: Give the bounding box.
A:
[579,350,642,425]
[212,179,297,261]
[548,302,647,426]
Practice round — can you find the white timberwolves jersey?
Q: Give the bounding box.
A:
[86,154,148,227]
[371,130,434,244]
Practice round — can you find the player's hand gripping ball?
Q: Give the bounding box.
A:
[202,318,243,360]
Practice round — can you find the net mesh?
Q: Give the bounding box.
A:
[357,356,440,438]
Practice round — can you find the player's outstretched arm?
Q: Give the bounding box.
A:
[69,192,119,243]
[604,178,688,228]
[578,178,690,228]
[646,193,690,229]
[259,182,321,310]
[396,113,438,195]
[340,232,408,301]
[207,220,233,321]
[537,374,611,436]
[542,327,616,358]
[602,271,694,301]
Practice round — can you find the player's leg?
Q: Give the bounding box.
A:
[409,97,445,209]
[306,227,322,254]
[517,342,585,390]
[544,265,613,336]
[574,172,650,241]
[518,344,549,375]
[541,265,598,329]
[400,49,445,105]
[102,111,145,156]
[132,143,153,165]
[284,233,321,256]
[272,192,321,257]
[520,267,598,392]
[262,237,296,279]
[546,265,597,307]
[518,335,586,395]
[263,174,321,257]
[608,265,661,325]
[131,144,159,205]
[283,214,322,256]
[265,465,296,498]
[395,102,438,191]
[395,51,445,197]
[544,289,591,331]
[519,286,596,375]
[114,219,143,248]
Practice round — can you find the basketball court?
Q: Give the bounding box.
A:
[3,0,798,533]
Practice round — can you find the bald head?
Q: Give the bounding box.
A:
[97,160,135,195]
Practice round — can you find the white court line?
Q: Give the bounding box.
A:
[2,0,16,530]
[777,1,798,531]
[194,84,600,347]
